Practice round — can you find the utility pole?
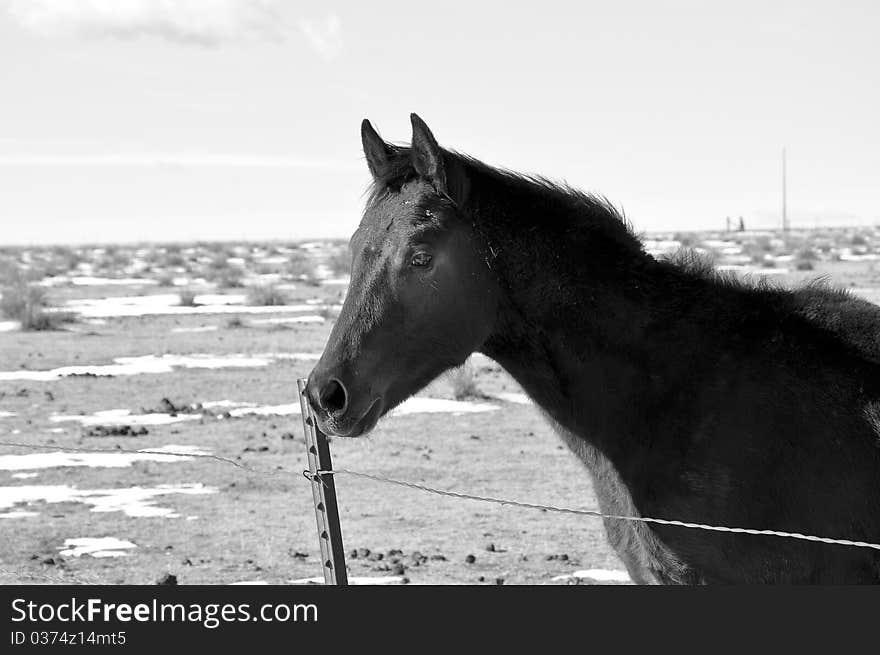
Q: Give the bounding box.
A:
[782,147,788,232]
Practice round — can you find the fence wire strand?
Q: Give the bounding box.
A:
[307,468,880,551]
[3,440,880,552]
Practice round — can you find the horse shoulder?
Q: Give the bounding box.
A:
[547,416,702,584]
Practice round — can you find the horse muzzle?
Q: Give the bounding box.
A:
[305,374,384,438]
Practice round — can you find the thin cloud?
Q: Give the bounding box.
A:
[6,0,289,45]
[0,153,356,170]
[298,13,343,60]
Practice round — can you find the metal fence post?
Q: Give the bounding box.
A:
[298,378,348,586]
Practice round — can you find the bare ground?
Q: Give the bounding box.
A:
[2,258,879,585]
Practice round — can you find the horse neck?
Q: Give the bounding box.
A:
[471,180,674,463]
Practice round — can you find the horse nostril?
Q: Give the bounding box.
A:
[319,378,348,415]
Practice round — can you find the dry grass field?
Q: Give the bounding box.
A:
[3,228,880,585]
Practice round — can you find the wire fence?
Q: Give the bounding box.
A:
[308,468,880,551]
[3,439,880,563]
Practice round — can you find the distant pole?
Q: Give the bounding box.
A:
[782,147,788,232]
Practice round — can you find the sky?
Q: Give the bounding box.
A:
[0,0,878,245]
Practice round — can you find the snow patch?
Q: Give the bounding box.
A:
[228,396,499,418]
[289,575,405,585]
[171,326,219,333]
[60,537,137,558]
[0,510,40,519]
[0,483,215,518]
[73,277,158,287]
[493,392,532,405]
[468,353,497,367]
[230,580,269,585]
[0,352,319,382]
[62,293,320,318]
[249,316,325,325]
[51,410,203,427]
[551,569,631,583]
[390,397,498,416]
[43,396,498,427]
[40,276,157,287]
[0,445,209,471]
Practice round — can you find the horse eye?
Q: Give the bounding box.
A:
[410,252,432,267]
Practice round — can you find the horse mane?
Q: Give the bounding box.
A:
[658,248,880,362]
[658,248,774,291]
[660,247,849,299]
[367,145,642,256]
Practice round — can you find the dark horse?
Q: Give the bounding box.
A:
[307,114,880,584]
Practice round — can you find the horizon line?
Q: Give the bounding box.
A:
[3,222,880,249]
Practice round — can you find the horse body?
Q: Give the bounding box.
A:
[483,246,880,583]
[307,114,880,583]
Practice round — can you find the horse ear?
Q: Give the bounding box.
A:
[410,113,447,194]
[361,119,392,179]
